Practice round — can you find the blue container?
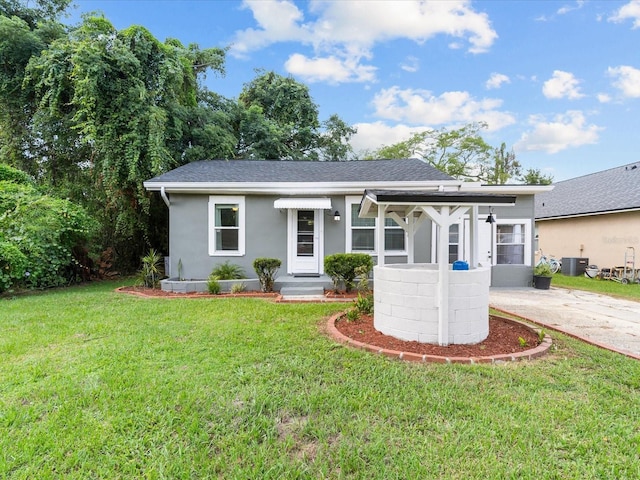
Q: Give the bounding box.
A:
[452,260,469,271]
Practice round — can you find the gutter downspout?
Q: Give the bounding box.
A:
[160,186,170,208]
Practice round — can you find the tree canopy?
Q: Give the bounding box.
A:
[0,2,358,277]
[368,122,551,185]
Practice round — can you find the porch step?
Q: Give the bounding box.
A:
[274,274,333,291]
[280,285,325,297]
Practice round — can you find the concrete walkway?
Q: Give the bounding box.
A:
[490,287,640,360]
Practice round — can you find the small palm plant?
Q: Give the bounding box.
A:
[139,249,163,288]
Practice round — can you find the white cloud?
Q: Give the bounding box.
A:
[542,70,584,99]
[597,93,612,103]
[607,65,640,97]
[231,0,498,83]
[400,56,420,73]
[557,0,585,15]
[609,0,640,28]
[486,73,510,90]
[515,111,602,154]
[285,54,376,83]
[350,122,420,155]
[370,86,516,130]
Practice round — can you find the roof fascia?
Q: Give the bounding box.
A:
[536,207,640,221]
[462,184,554,194]
[143,180,465,195]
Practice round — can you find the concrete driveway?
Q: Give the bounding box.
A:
[490,287,640,359]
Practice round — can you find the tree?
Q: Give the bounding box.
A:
[0,0,71,28]
[24,15,226,268]
[483,142,521,185]
[238,71,320,160]
[370,122,493,181]
[519,168,553,185]
[318,114,357,161]
[236,70,355,161]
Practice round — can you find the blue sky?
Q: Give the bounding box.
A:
[67,0,640,181]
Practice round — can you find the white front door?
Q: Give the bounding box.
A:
[464,217,493,266]
[288,209,324,274]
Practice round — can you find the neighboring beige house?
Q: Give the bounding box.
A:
[535,162,640,270]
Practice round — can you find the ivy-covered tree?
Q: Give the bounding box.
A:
[24,15,226,267]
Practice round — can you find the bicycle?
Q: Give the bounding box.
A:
[536,249,561,274]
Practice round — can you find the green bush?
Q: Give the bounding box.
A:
[0,164,33,185]
[207,275,221,295]
[253,258,281,292]
[0,192,96,289]
[354,292,374,315]
[0,241,28,293]
[324,253,374,293]
[210,261,245,280]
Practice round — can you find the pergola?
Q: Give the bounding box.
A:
[359,189,516,346]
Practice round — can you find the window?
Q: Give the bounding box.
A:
[350,203,375,251]
[384,217,405,251]
[209,196,245,256]
[448,223,460,263]
[346,196,406,254]
[496,222,527,265]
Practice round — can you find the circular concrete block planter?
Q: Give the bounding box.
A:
[373,263,491,345]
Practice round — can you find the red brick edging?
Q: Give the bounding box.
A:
[326,312,553,364]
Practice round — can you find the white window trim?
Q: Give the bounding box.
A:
[431,216,532,266]
[208,195,245,256]
[345,196,407,256]
[494,218,532,266]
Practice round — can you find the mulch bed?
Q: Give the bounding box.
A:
[334,314,542,357]
[116,286,279,299]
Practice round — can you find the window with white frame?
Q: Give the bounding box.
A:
[346,197,406,254]
[495,221,530,265]
[208,196,245,256]
[448,223,460,263]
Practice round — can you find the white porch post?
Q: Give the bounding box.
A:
[437,206,451,346]
[377,205,386,267]
[470,205,479,269]
[407,212,415,264]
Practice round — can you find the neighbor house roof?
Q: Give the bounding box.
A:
[143,159,458,195]
[535,163,640,220]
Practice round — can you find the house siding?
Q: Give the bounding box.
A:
[491,195,537,287]
[166,192,437,280]
[536,210,640,269]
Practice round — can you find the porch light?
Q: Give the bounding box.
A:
[485,208,495,224]
[333,210,341,222]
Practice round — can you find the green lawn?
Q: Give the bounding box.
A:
[552,273,640,301]
[1,281,640,479]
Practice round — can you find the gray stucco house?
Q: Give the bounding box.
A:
[143,159,550,287]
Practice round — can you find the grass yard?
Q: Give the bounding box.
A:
[552,273,640,301]
[1,281,640,479]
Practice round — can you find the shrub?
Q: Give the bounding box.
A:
[230,282,246,294]
[253,258,281,292]
[138,249,163,288]
[354,292,374,316]
[345,308,360,322]
[534,263,553,277]
[324,253,374,293]
[207,275,221,294]
[210,261,245,280]
[0,193,96,289]
[0,164,33,185]
[0,241,28,293]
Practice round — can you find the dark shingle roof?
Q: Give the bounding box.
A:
[536,163,640,219]
[145,159,454,184]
